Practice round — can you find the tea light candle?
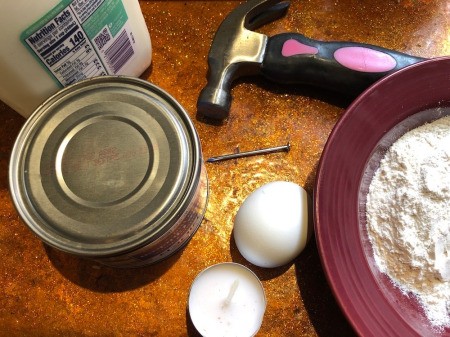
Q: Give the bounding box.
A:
[188,263,266,337]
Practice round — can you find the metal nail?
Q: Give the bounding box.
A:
[206,142,291,163]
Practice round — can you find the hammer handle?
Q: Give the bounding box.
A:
[261,33,426,97]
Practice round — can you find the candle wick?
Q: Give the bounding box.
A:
[224,279,239,306]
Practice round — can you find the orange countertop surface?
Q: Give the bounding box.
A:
[1,1,449,336]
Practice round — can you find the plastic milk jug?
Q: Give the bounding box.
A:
[0,0,152,118]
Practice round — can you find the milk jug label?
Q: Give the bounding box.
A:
[21,0,136,87]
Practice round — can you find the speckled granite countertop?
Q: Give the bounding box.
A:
[1,1,448,336]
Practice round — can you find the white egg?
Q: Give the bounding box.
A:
[233,181,312,268]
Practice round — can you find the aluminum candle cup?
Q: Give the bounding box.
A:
[188,263,266,337]
[9,76,208,268]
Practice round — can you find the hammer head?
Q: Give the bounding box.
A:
[197,0,290,120]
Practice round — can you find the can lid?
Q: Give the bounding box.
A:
[9,76,202,257]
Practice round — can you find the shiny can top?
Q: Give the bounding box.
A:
[9,76,203,257]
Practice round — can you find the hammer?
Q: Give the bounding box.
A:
[197,0,425,120]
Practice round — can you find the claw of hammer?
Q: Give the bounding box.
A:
[197,0,290,120]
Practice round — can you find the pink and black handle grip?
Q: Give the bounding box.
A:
[262,33,426,96]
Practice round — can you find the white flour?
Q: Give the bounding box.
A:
[366,115,450,328]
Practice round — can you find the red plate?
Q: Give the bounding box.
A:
[314,57,450,337]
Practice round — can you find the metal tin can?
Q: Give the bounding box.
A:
[9,76,208,268]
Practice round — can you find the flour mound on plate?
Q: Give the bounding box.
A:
[366,115,450,328]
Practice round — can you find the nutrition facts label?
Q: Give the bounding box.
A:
[22,0,135,86]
